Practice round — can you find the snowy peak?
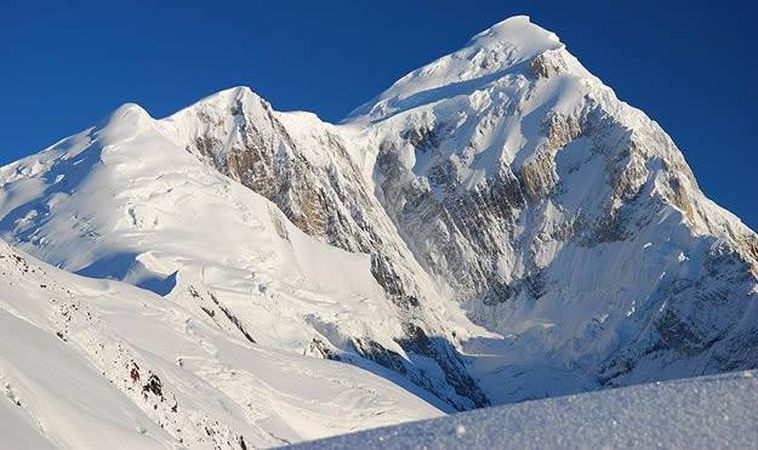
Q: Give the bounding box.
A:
[96,102,155,143]
[167,85,261,119]
[106,102,152,124]
[342,15,758,404]
[465,15,561,57]
[159,85,277,154]
[92,86,268,153]
[348,16,565,122]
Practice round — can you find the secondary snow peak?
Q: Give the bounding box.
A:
[104,102,152,126]
[93,102,156,146]
[166,85,261,120]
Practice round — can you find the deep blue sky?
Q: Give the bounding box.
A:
[1,0,755,228]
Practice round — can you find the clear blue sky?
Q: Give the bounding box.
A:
[1,0,755,228]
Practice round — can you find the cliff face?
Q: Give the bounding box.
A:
[1,16,756,413]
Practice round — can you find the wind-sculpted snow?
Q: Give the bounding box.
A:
[0,14,756,447]
[291,370,758,450]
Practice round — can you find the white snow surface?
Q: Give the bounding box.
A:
[292,370,758,449]
[0,240,441,449]
[348,16,563,122]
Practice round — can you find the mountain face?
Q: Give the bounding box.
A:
[345,16,758,400]
[0,15,756,447]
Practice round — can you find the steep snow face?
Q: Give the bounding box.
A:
[292,370,758,450]
[0,241,441,449]
[345,16,758,403]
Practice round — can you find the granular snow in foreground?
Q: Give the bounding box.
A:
[290,371,758,449]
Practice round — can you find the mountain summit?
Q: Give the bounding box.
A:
[349,15,563,121]
[0,16,756,448]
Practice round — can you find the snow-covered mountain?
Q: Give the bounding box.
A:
[345,16,758,402]
[0,15,756,448]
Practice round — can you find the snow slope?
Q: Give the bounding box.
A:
[292,370,758,449]
[0,241,441,449]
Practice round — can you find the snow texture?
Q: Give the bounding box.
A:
[0,240,441,449]
[292,370,758,450]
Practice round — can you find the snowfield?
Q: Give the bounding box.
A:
[0,240,441,448]
[292,370,758,449]
[0,14,756,449]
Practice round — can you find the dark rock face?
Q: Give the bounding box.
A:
[307,337,341,361]
[397,324,489,408]
[143,374,163,398]
[350,332,488,411]
[189,96,418,308]
[600,241,758,385]
[375,134,527,303]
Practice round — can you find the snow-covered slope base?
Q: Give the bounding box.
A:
[292,370,758,449]
[0,241,441,449]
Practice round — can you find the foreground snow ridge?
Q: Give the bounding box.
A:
[0,15,756,449]
[292,371,758,449]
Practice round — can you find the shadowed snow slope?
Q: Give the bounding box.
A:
[0,15,757,448]
[291,370,758,450]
